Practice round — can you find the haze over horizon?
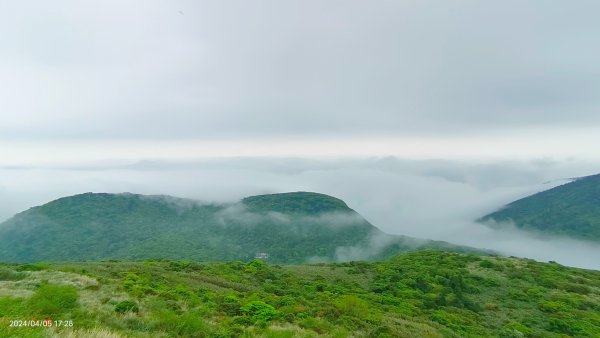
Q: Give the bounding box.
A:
[2,1,600,268]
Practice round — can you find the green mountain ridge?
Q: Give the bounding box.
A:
[479,173,600,241]
[0,191,476,263]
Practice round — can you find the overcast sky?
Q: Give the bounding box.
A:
[2,2,600,268]
[1,1,600,162]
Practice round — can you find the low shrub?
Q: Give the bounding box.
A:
[241,301,278,322]
[28,282,79,316]
[115,300,139,313]
[0,268,26,281]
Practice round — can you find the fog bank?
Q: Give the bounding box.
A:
[1,157,599,269]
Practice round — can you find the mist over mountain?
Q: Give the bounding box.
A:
[480,173,600,241]
[0,191,474,263]
[2,158,600,269]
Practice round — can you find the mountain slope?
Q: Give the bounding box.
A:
[1,251,599,337]
[0,192,473,263]
[479,174,600,241]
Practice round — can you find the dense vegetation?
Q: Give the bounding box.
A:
[0,192,475,263]
[479,174,600,241]
[242,192,350,215]
[0,251,599,337]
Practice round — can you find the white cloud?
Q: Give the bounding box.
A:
[1,157,599,269]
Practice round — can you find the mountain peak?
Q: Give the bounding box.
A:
[242,191,350,214]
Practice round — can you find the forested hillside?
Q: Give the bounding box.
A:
[0,192,474,263]
[480,174,600,241]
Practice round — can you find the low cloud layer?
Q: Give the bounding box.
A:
[214,203,367,232]
[1,157,599,269]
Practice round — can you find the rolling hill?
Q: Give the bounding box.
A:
[479,174,600,241]
[0,192,473,263]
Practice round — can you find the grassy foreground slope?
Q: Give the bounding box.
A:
[1,251,599,337]
[480,174,600,241]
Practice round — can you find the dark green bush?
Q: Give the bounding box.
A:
[0,268,26,281]
[220,294,242,315]
[241,301,278,322]
[548,318,579,335]
[479,260,495,269]
[28,283,79,315]
[561,282,591,294]
[115,300,139,313]
[16,263,49,271]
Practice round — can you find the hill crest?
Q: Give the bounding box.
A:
[479,173,600,241]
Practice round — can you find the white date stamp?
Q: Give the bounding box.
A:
[9,319,73,327]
